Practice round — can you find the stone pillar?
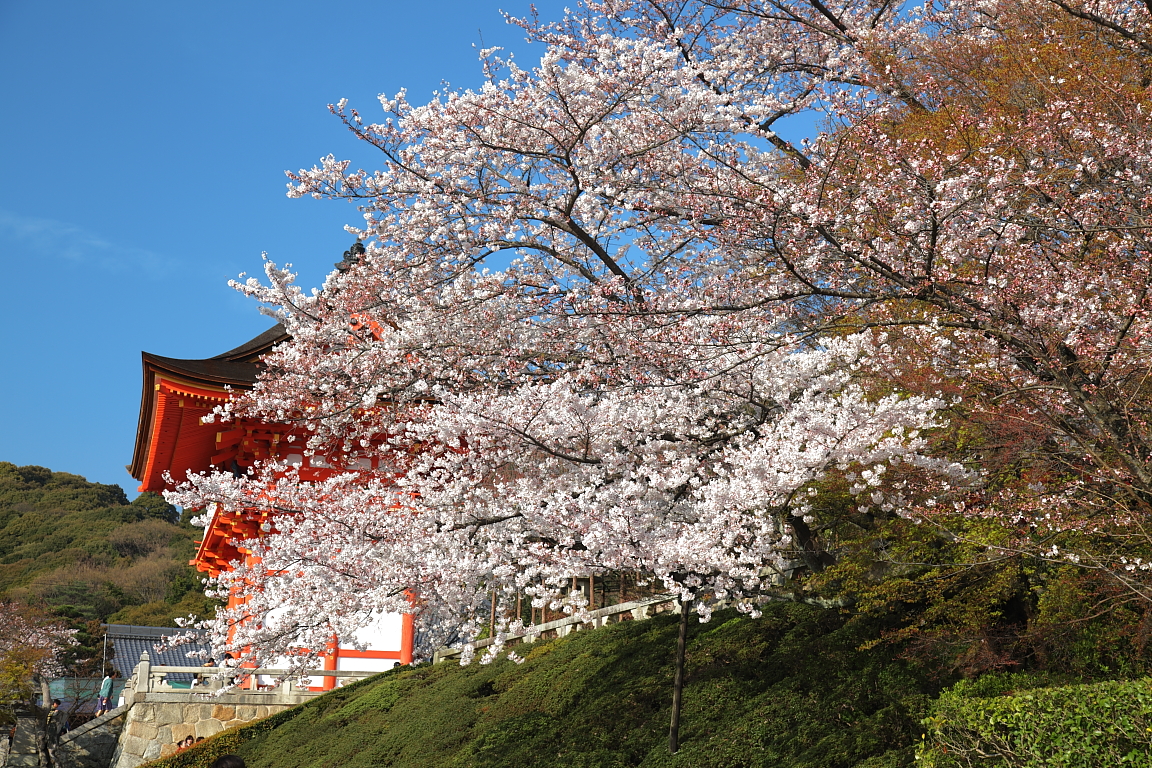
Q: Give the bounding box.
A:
[136,652,151,696]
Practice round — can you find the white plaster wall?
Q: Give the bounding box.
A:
[343,611,403,652]
[258,655,292,687]
[335,656,400,673]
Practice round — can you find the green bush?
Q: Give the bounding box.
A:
[919,676,1152,767]
[0,462,213,629]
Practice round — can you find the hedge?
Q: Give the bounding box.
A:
[919,675,1152,767]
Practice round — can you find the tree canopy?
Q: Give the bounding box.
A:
[170,0,1152,671]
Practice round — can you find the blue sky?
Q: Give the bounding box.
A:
[0,0,567,495]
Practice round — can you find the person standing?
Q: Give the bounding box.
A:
[45,699,63,744]
[42,699,65,768]
[96,670,116,716]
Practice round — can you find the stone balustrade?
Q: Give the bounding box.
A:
[434,594,680,663]
[106,652,386,768]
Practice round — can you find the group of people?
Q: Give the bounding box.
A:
[44,670,117,744]
[172,733,250,765]
[43,667,250,768]
[38,669,248,768]
[172,736,247,768]
[175,734,206,750]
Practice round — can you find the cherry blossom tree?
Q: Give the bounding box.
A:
[171,0,1152,686]
[0,602,74,716]
[763,0,1152,596]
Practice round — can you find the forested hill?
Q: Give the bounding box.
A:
[0,462,216,632]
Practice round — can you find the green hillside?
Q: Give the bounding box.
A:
[150,603,938,768]
[0,462,216,634]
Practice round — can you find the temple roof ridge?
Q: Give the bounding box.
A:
[140,353,263,387]
[209,323,290,362]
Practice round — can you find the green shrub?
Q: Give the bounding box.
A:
[0,462,214,629]
[919,677,1152,767]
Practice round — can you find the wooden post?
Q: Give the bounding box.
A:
[669,597,690,754]
[489,591,497,637]
[589,574,596,610]
[516,593,522,624]
[400,613,415,665]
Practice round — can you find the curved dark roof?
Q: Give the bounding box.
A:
[105,624,212,678]
[140,323,289,390]
[210,323,290,362]
[130,325,291,485]
[141,353,263,386]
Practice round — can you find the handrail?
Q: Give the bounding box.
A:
[136,595,681,674]
[436,593,679,661]
[148,666,372,677]
[122,652,395,698]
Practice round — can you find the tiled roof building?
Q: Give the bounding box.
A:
[105,624,212,682]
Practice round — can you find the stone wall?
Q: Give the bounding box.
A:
[110,695,294,768]
[54,708,127,768]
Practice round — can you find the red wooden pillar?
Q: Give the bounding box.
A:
[400,613,415,666]
[322,638,338,691]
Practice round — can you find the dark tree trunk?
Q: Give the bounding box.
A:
[669,596,690,754]
[787,514,836,573]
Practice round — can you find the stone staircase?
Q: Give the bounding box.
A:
[55,707,129,768]
[3,712,42,767]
